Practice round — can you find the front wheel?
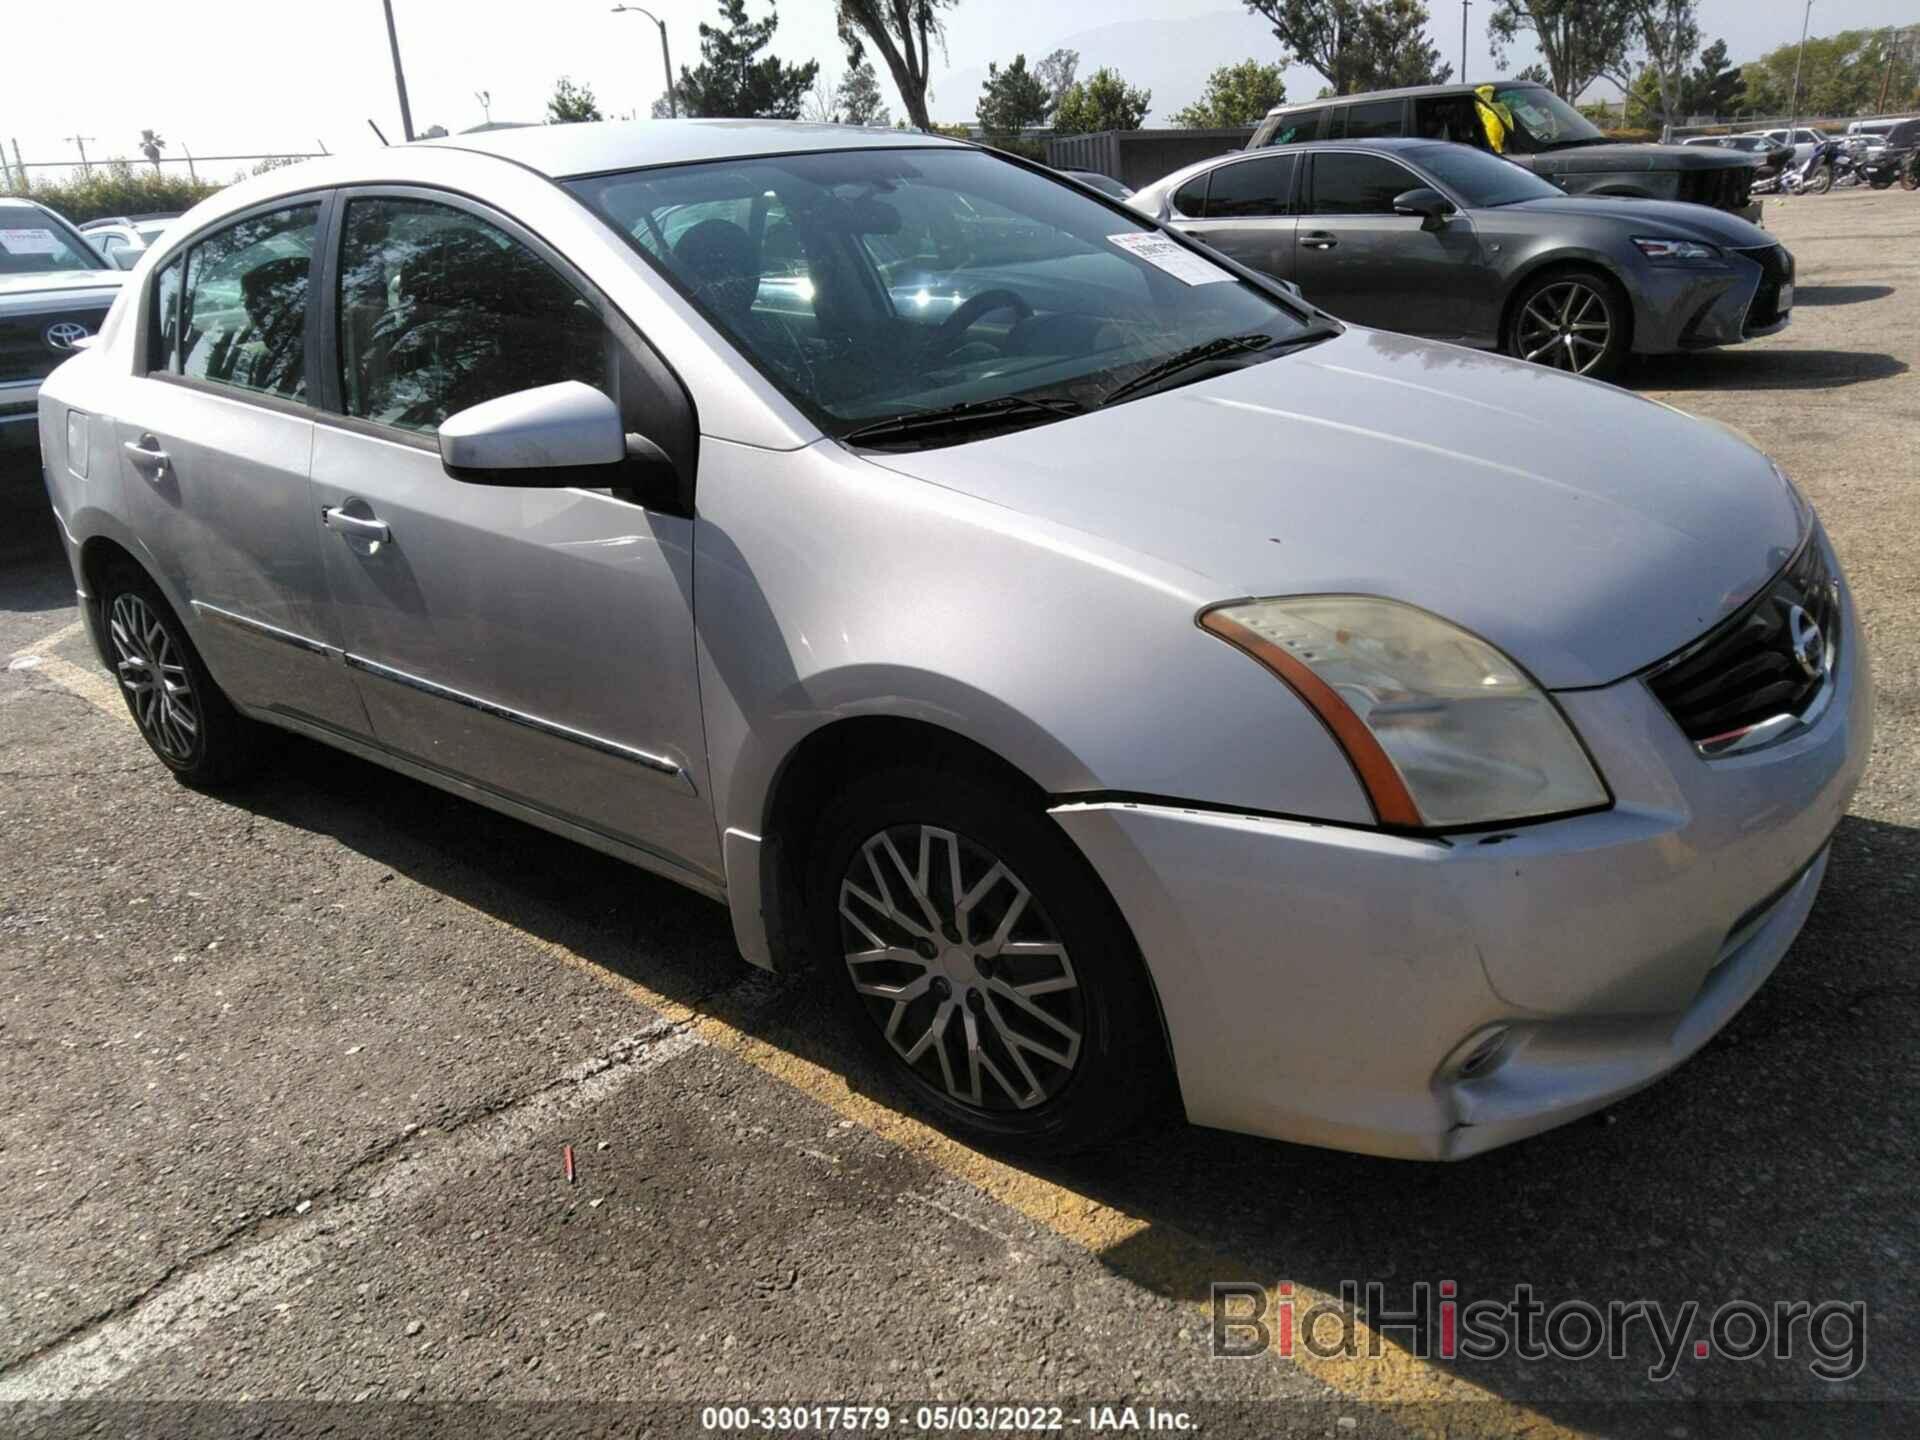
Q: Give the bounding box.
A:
[1806,163,1834,194]
[1507,270,1630,381]
[807,763,1163,1154]
[100,565,262,787]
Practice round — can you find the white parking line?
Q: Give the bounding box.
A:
[0,1023,703,1402]
[8,619,122,718]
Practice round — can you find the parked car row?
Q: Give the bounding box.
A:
[1,199,126,445]
[35,119,1868,1160]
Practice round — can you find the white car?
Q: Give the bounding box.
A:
[79,215,180,269]
[2,199,125,448]
[1756,126,1831,164]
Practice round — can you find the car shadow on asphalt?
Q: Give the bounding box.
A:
[0,489,78,614]
[1791,284,1896,307]
[1634,347,1908,393]
[213,729,1917,1425]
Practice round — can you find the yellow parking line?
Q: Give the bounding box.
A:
[30,650,1577,1435]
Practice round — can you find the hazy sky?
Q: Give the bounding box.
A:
[4,0,1910,181]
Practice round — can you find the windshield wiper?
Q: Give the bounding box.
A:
[1098,330,1326,409]
[840,393,1084,449]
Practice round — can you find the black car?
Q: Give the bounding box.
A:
[1684,133,1794,185]
[1249,82,1760,221]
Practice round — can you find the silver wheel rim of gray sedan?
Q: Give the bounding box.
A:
[109,593,199,763]
[839,824,1084,1112]
[1516,280,1613,375]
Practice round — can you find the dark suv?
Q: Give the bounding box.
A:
[1249,82,1761,221]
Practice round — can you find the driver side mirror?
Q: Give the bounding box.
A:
[439,380,631,487]
[111,247,142,271]
[1392,187,1456,230]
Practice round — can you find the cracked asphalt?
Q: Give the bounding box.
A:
[1,189,1916,1439]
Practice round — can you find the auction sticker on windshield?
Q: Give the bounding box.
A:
[1107,232,1234,285]
[0,229,62,255]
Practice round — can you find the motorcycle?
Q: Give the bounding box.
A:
[1780,138,1842,195]
[1832,138,1877,188]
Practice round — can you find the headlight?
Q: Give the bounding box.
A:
[1201,597,1608,829]
[1633,236,1722,265]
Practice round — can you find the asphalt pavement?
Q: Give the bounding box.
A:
[1,188,1916,1439]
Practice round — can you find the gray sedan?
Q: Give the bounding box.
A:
[1130,137,1793,379]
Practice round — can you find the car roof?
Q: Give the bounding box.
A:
[421,118,967,178]
[1262,80,1541,118]
[1136,137,1451,200]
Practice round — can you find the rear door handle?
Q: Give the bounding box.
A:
[322,507,392,544]
[122,435,170,477]
[1301,232,1338,250]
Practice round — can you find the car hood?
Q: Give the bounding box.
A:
[0,269,124,302]
[1504,195,1775,247]
[861,327,1804,689]
[1525,141,1754,175]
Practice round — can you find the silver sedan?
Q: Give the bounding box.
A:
[1130,138,1793,379]
[36,121,1868,1160]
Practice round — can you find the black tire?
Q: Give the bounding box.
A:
[1901,161,1920,192]
[98,563,263,788]
[1806,163,1833,195]
[805,762,1163,1154]
[1505,267,1632,382]
[1870,174,1895,190]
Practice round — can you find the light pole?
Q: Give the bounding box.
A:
[382,0,416,141]
[1786,0,1814,146]
[1460,0,1472,84]
[612,4,676,117]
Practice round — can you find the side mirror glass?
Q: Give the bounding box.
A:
[1392,187,1455,228]
[113,247,142,270]
[438,381,627,487]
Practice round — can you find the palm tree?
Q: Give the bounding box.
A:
[138,129,166,171]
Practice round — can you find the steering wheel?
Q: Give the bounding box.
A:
[923,288,1033,360]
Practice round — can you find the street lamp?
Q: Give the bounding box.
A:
[612,4,676,118]
[1786,0,1814,149]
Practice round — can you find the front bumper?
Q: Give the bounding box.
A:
[1052,547,1871,1160]
[1630,245,1792,354]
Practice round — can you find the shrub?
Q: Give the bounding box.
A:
[3,160,224,225]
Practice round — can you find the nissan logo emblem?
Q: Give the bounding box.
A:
[1786,603,1828,682]
[44,321,90,352]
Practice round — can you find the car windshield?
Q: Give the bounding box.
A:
[1490,86,1608,151]
[1408,144,1562,206]
[566,147,1325,438]
[0,204,108,274]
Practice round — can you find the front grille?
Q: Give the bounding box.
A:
[1680,164,1752,213]
[1647,537,1839,751]
[0,303,112,385]
[1738,244,1795,334]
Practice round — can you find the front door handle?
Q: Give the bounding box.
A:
[122,435,170,478]
[1300,232,1338,250]
[322,507,392,544]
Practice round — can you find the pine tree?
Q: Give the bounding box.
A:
[673,0,819,120]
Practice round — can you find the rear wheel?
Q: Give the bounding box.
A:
[1506,269,1630,381]
[807,763,1162,1154]
[1901,159,1920,191]
[100,565,262,787]
[1806,163,1834,194]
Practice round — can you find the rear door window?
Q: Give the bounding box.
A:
[179,203,319,401]
[1264,109,1325,146]
[1205,155,1299,217]
[1342,100,1407,139]
[1171,172,1211,217]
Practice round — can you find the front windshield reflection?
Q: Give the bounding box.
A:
[567,148,1322,436]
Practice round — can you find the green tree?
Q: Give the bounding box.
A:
[1246,0,1449,96]
[1488,0,1639,101]
[838,60,891,125]
[1684,37,1744,117]
[1052,67,1152,134]
[137,129,166,172]
[1635,0,1700,130]
[1170,60,1288,127]
[547,76,604,124]
[675,0,819,120]
[1739,26,1920,118]
[836,0,955,132]
[977,54,1051,134]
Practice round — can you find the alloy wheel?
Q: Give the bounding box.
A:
[838,823,1084,1112]
[109,592,200,763]
[1515,280,1613,376]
